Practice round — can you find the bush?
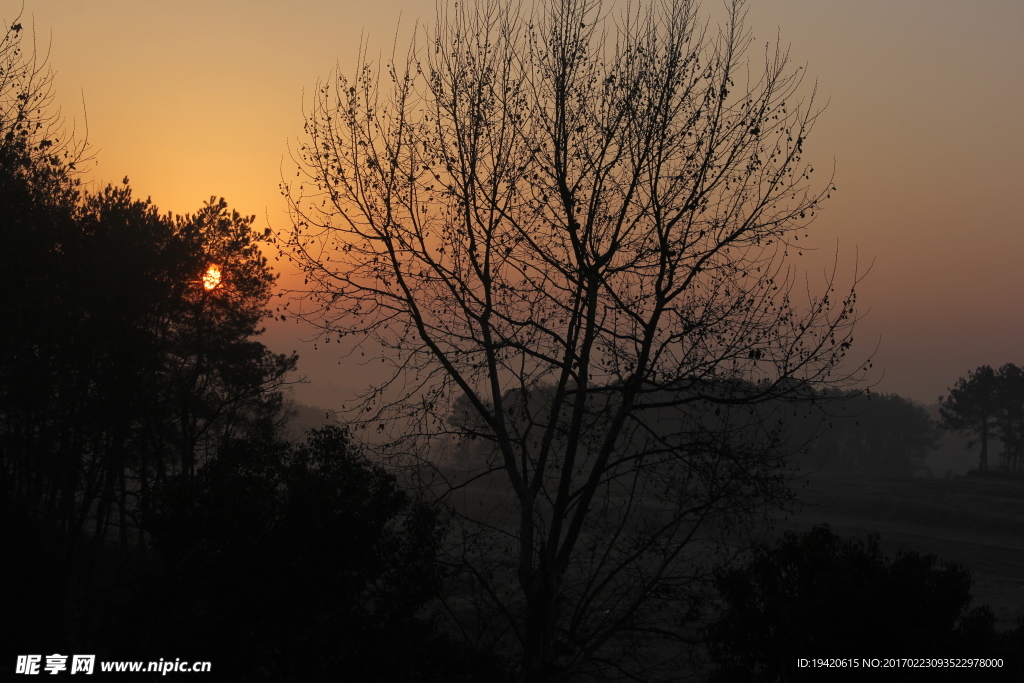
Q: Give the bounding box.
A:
[705,525,1022,682]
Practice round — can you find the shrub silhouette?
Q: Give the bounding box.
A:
[706,524,1022,682]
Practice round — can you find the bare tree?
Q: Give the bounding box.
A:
[0,15,90,187]
[286,0,864,678]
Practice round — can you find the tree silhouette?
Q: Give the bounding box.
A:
[0,18,504,678]
[940,365,1000,473]
[0,18,297,653]
[0,16,89,192]
[993,363,1024,475]
[2,179,296,544]
[1,17,89,533]
[286,0,864,678]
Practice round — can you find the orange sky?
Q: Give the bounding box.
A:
[7,0,1023,407]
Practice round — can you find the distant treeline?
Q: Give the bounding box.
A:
[448,382,942,479]
[790,391,940,478]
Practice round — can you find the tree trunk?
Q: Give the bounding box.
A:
[980,418,989,472]
[521,575,561,683]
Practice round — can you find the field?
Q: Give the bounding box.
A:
[438,465,1024,631]
[778,472,1024,629]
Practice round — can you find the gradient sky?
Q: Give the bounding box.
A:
[7,0,1023,407]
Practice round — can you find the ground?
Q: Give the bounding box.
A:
[781,472,1024,629]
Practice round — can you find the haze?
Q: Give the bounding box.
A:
[8,0,1023,407]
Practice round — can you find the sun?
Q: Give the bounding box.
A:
[202,265,222,290]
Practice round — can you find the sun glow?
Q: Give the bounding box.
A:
[202,265,222,290]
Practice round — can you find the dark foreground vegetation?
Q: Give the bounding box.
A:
[4,426,504,681]
[2,8,1021,682]
[707,524,1023,682]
